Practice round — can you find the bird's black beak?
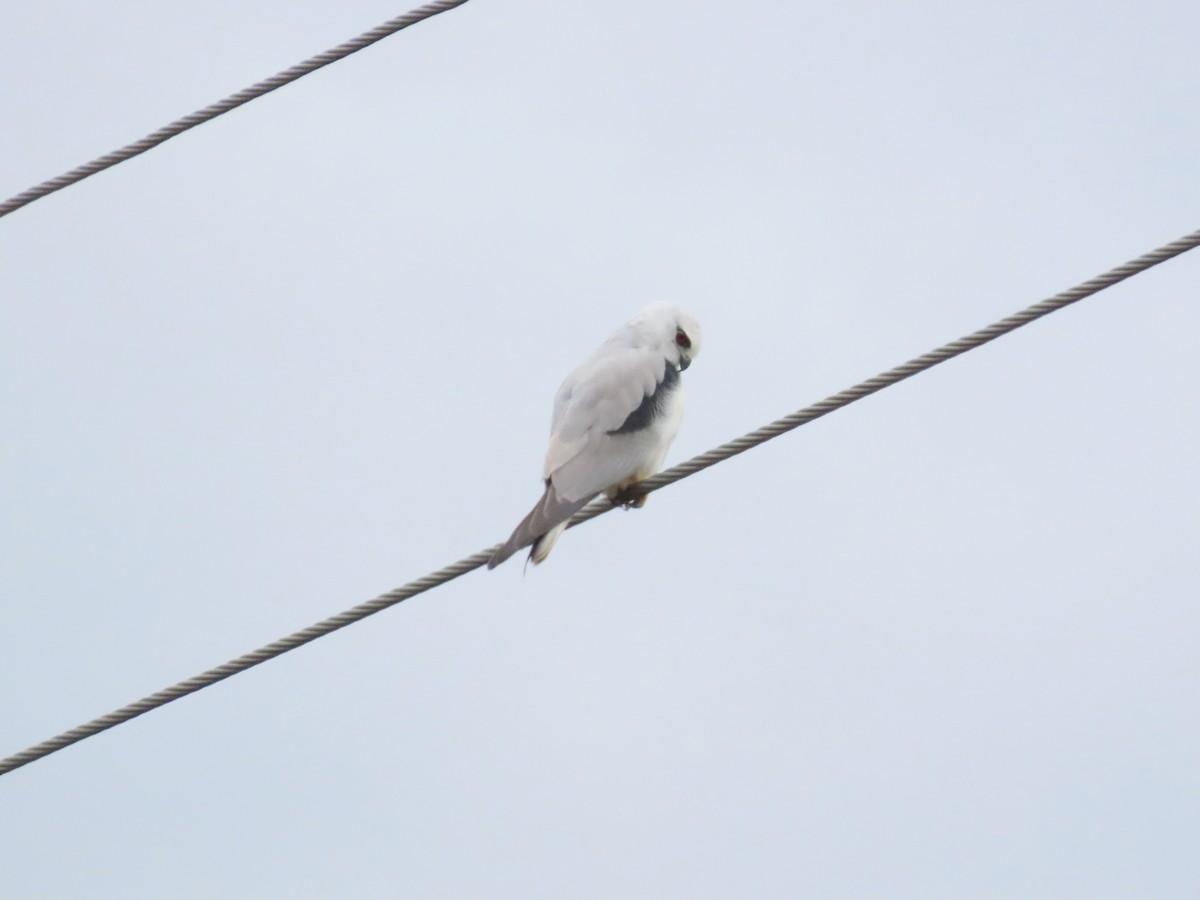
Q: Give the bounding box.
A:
[678,357,691,371]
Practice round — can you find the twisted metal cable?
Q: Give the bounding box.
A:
[2,226,1198,777]
[0,0,471,219]
[612,226,1200,500]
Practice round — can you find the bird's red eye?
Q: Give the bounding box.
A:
[675,328,691,349]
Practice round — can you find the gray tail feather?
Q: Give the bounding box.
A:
[487,483,596,569]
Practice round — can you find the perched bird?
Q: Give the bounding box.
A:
[488,302,702,569]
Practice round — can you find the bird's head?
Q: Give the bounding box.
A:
[630,302,703,372]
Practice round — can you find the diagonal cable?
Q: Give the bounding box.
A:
[0,0,471,219]
[2,225,1198,777]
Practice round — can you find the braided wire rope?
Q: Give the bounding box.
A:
[2,226,1197,777]
[0,0,471,219]
[612,227,1200,500]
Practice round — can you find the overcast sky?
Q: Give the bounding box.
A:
[2,1,1199,897]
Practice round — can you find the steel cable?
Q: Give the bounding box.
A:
[2,226,1198,777]
[0,0,471,219]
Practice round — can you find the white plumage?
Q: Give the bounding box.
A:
[488,302,703,569]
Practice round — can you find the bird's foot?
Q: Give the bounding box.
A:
[611,486,648,509]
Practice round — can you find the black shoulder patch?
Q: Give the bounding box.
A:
[607,362,679,436]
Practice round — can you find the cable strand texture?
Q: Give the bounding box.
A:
[0,0,471,219]
[2,226,1198,777]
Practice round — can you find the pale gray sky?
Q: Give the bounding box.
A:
[2,1,1199,897]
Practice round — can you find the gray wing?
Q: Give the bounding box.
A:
[544,347,669,500]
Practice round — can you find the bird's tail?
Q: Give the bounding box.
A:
[487,482,595,569]
[529,521,568,565]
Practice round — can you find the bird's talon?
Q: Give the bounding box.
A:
[612,488,648,509]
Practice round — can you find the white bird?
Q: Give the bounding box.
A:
[488,302,703,569]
